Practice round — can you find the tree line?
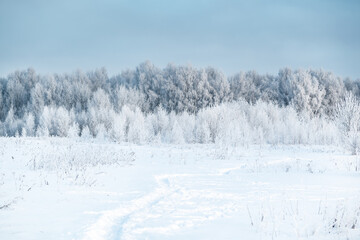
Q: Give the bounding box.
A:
[0,61,360,151]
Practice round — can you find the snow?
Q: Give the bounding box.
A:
[0,138,359,239]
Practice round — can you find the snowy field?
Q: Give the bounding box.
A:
[0,138,359,240]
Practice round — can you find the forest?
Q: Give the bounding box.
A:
[1,61,360,152]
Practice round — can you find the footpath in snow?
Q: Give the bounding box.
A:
[0,138,359,240]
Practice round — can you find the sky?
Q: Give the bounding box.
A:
[0,0,359,79]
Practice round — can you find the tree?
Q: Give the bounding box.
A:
[25,113,35,136]
[194,111,211,143]
[335,92,360,155]
[134,61,162,112]
[30,83,45,125]
[81,125,92,139]
[37,107,50,137]
[167,118,185,144]
[4,107,16,136]
[6,71,27,118]
[54,107,70,137]
[127,108,147,144]
[68,122,80,138]
[291,70,325,116]
[110,114,126,142]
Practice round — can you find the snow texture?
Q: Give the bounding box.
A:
[0,138,359,239]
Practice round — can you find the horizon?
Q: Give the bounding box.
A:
[1,62,357,80]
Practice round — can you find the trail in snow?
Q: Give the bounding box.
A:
[2,140,359,240]
[83,160,360,240]
[82,165,246,240]
[82,175,177,240]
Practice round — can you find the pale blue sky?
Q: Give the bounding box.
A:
[0,0,359,78]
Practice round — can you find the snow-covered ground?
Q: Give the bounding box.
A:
[0,138,359,240]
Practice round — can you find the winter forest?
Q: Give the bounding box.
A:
[1,61,360,152]
[2,0,360,238]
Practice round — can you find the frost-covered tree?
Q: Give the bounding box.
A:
[68,122,80,138]
[166,118,185,144]
[134,61,162,112]
[37,107,50,137]
[194,112,211,143]
[7,71,28,118]
[177,111,195,143]
[127,108,147,144]
[0,63,357,149]
[290,70,326,115]
[95,123,108,140]
[4,107,16,136]
[335,92,360,155]
[54,107,70,137]
[110,114,126,142]
[25,113,35,136]
[81,125,92,139]
[30,83,45,125]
